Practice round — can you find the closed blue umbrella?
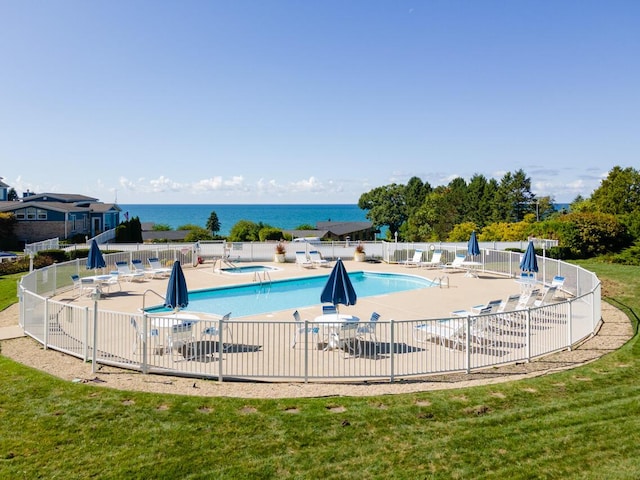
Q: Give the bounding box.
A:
[165,261,189,311]
[467,230,480,257]
[520,241,539,273]
[86,239,106,270]
[320,258,357,314]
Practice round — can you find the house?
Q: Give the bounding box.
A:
[141,222,189,242]
[0,190,121,244]
[285,221,375,242]
[0,178,10,201]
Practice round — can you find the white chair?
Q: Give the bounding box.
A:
[148,258,172,277]
[551,276,566,298]
[115,261,146,282]
[534,286,558,307]
[291,310,320,348]
[338,322,360,357]
[130,317,160,356]
[71,274,93,298]
[308,250,330,267]
[201,312,233,352]
[401,249,423,267]
[169,321,196,361]
[295,251,314,269]
[356,311,380,343]
[131,259,148,276]
[421,250,443,269]
[442,254,466,272]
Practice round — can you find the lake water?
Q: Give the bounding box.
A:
[119,204,368,237]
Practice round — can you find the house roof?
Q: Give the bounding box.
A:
[0,200,119,214]
[22,193,98,203]
[0,178,9,188]
[284,229,330,239]
[315,221,373,236]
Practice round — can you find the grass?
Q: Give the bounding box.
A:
[1,263,639,478]
[0,272,22,311]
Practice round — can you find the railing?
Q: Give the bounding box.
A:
[24,238,59,254]
[90,228,117,245]
[18,245,601,383]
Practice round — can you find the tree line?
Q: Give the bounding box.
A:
[358,166,640,262]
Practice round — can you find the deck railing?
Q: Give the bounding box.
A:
[17,245,601,383]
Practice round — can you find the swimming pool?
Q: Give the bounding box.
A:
[149,271,436,317]
[219,265,281,274]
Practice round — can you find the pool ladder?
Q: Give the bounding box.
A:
[253,271,272,295]
[433,275,450,288]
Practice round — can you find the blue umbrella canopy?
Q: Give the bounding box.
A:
[520,241,539,273]
[165,261,189,311]
[467,230,480,257]
[86,239,106,270]
[320,258,357,313]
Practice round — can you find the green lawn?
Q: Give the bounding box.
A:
[1,263,639,479]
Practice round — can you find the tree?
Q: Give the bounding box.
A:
[0,212,18,249]
[358,184,408,237]
[493,169,536,222]
[7,188,18,201]
[206,211,221,236]
[229,220,261,242]
[590,166,640,215]
[184,227,214,242]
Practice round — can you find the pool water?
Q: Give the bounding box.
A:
[220,265,280,274]
[149,271,435,317]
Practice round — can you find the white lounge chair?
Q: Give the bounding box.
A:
[442,254,466,272]
[201,312,233,352]
[534,286,558,307]
[295,251,314,269]
[148,258,172,277]
[421,250,443,269]
[401,249,424,267]
[130,317,160,356]
[115,261,146,282]
[308,250,330,267]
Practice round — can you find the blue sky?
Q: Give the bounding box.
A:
[1,1,638,204]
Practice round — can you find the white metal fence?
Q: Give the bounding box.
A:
[18,243,601,383]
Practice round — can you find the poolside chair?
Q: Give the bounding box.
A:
[130,317,160,356]
[356,311,380,343]
[413,318,467,349]
[337,322,360,357]
[518,288,541,309]
[551,276,567,298]
[322,305,337,315]
[471,299,502,314]
[401,249,424,267]
[534,286,558,307]
[442,254,466,272]
[200,312,233,352]
[308,250,330,267]
[147,258,172,277]
[421,250,443,269]
[295,251,314,269]
[169,321,196,361]
[290,310,320,348]
[114,261,146,282]
[71,274,93,298]
[131,259,150,277]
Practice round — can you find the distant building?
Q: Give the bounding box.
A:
[285,221,375,242]
[0,178,10,201]
[0,188,121,244]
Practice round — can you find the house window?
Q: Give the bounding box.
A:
[16,211,25,220]
[37,209,47,220]
[26,208,36,220]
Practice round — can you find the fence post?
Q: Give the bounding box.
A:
[142,313,149,374]
[567,299,574,351]
[465,316,471,374]
[43,297,49,350]
[83,306,90,362]
[218,318,224,382]
[526,309,532,362]
[389,319,395,382]
[91,299,98,374]
[304,320,309,383]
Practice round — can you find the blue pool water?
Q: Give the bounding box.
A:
[149,271,435,317]
[220,265,281,274]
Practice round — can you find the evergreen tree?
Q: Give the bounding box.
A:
[206,211,221,236]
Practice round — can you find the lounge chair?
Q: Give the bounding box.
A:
[421,250,443,269]
[169,321,196,361]
[148,258,172,277]
[308,250,330,267]
[534,286,558,307]
[551,276,566,298]
[201,312,233,352]
[115,261,146,282]
[295,251,314,269]
[401,249,424,267]
[356,311,380,343]
[131,259,151,277]
[442,254,466,272]
[130,317,160,356]
[71,274,93,298]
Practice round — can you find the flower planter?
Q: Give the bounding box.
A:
[274,253,286,263]
[354,252,366,262]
